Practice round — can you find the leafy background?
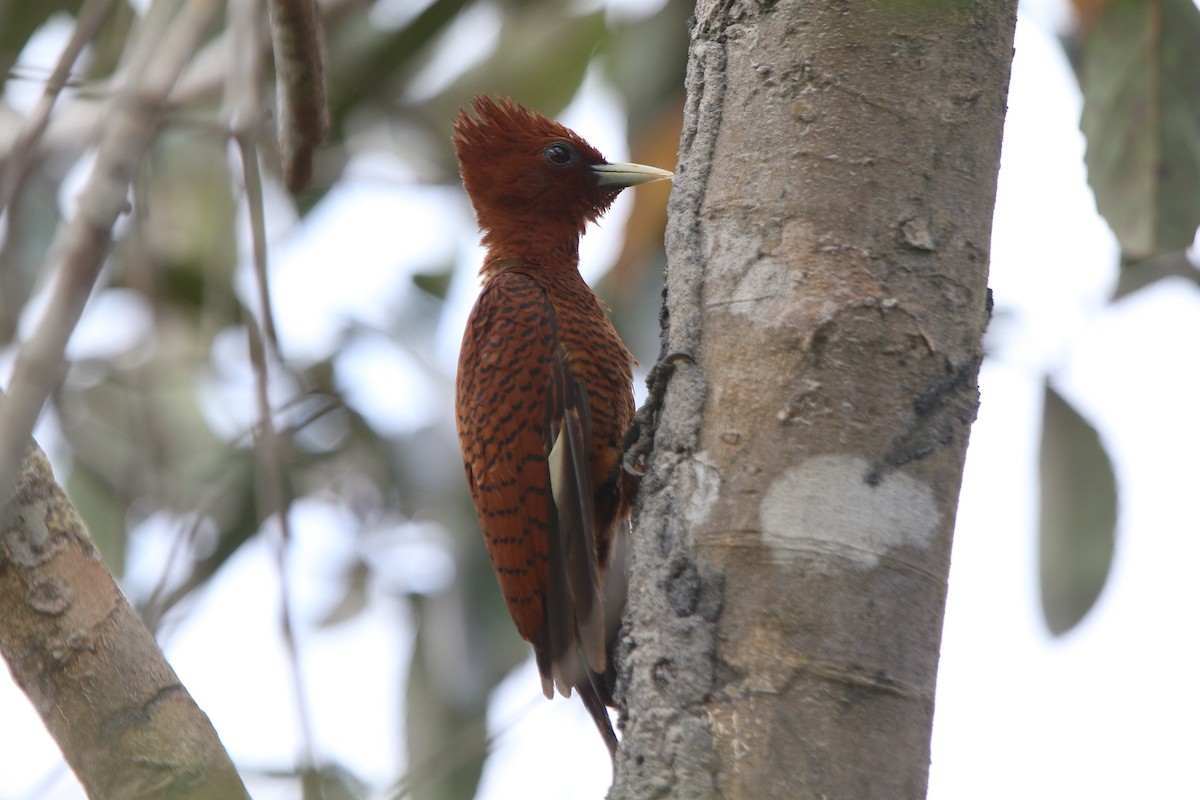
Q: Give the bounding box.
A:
[0,0,1196,797]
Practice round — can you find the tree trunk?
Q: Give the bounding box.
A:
[614,2,1018,798]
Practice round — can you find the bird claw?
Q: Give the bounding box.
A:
[620,350,695,478]
[651,350,696,376]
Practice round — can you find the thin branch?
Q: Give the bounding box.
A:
[226,0,281,353]
[0,0,116,216]
[135,393,341,630]
[0,0,118,344]
[244,314,321,794]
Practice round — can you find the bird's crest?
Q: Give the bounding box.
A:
[453,95,606,172]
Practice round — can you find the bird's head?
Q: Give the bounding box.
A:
[453,95,671,263]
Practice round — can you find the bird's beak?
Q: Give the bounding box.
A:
[592,162,674,188]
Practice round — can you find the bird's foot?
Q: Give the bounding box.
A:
[621,351,695,477]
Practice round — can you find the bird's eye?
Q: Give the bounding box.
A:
[544,141,577,166]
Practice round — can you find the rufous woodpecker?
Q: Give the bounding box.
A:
[453,95,671,758]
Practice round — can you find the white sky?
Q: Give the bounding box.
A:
[2,3,1199,799]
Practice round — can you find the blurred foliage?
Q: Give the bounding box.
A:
[1077,0,1200,260]
[0,0,685,797]
[1032,0,1200,635]
[1037,384,1117,636]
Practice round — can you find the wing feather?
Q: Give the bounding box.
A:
[549,365,606,674]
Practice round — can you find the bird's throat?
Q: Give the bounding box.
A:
[480,227,583,277]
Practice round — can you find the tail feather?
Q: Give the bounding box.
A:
[577,676,618,760]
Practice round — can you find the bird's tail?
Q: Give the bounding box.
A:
[534,612,621,761]
[577,673,618,760]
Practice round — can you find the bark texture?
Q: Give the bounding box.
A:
[614,2,1018,798]
[0,444,249,800]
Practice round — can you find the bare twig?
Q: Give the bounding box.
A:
[226,0,281,354]
[243,314,322,795]
[136,393,340,630]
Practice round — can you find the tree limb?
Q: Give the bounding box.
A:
[0,441,250,799]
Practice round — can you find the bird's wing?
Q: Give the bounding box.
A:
[456,270,605,696]
[547,350,606,676]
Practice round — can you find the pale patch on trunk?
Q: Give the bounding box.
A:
[759,454,940,567]
[683,453,722,527]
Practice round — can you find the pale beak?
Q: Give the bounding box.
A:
[592,161,674,188]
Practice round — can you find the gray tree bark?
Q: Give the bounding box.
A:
[613,2,1018,798]
[0,443,250,799]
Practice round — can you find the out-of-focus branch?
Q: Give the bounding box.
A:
[0,441,251,799]
[0,0,115,217]
[225,0,319,780]
[0,0,364,166]
[0,0,117,344]
[226,0,281,354]
[267,0,330,190]
[0,0,217,515]
[0,3,245,790]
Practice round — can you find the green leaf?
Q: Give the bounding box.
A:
[1079,0,1200,259]
[324,0,473,132]
[1038,384,1118,636]
[65,459,129,575]
[0,163,61,342]
[85,0,135,82]
[412,267,453,300]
